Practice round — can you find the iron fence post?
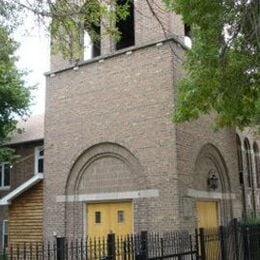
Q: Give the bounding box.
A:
[199,228,206,260]
[57,237,65,260]
[219,226,226,260]
[3,244,6,259]
[160,237,164,259]
[140,231,148,260]
[195,229,199,260]
[244,225,251,260]
[233,218,240,260]
[107,233,116,260]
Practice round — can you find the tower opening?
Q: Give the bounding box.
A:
[83,0,101,60]
[116,0,135,50]
[84,22,101,60]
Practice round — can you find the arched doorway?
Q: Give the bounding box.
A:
[193,144,233,228]
[64,142,147,239]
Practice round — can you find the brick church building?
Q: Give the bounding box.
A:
[1,0,259,247]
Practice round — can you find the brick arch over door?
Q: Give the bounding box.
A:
[194,143,233,225]
[64,142,147,238]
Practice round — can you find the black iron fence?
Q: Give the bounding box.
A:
[1,219,260,260]
[198,220,260,260]
[0,231,196,260]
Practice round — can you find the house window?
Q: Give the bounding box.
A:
[116,0,135,50]
[0,163,10,189]
[35,147,44,174]
[2,220,8,249]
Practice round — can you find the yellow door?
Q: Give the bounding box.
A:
[87,201,133,238]
[197,201,219,229]
[197,201,220,260]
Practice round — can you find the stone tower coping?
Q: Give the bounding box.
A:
[45,35,187,77]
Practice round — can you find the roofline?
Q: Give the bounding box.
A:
[6,138,44,146]
[0,174,44,205]
[45,35,187,77]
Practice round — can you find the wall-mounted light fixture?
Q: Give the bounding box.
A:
[207,169,218,190]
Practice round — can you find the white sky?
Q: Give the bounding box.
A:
[14,18,50,116]
[14,20,93,116]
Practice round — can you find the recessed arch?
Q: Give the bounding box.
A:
[194,143,231,193]
[194,143,233,225]
[64,142,147,238]
[65,142,146,195]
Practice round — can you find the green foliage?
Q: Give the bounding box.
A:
[0,0,133,59]
[0,25,30,161]
[0,255,8,260]
[165,0,260,129]
[50,0,133,59]
[242,214,260,225]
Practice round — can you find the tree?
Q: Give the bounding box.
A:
[0,25,31,161]
[163,0,260,129]
[1,0,259,130]
[0,0,131,59]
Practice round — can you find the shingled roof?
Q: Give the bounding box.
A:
[7,114,44,145]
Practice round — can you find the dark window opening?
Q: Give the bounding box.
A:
[95,211,101,223]
[92,24,101,57]
[36,147,44,174]
[3,220,8,248]
[236,135,244,185]
[244,138,253,187]
[38,158,44,173]
[0,163,10,188]
[4,164,10,186]
[116,0,135,50]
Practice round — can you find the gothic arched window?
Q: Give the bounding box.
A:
[236,134,244,185]
[244,138,253,187]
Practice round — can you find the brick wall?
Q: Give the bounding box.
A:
[45,0,246,239]
[236,129,260,216]
[9,141,44,190]
[44,41,180,240]
[175,116,243,230]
